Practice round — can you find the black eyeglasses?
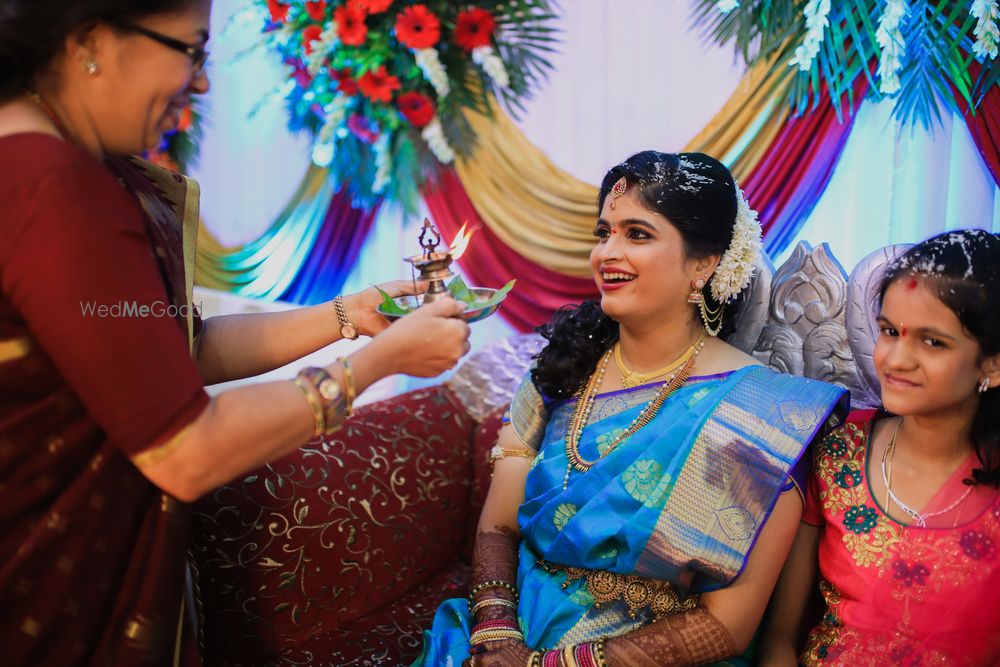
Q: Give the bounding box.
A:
[123,23,209,74]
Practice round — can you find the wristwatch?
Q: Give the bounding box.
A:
[333,296,358,340]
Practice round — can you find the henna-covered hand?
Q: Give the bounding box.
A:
[462,639,535,667]
[603,604,736,666]
[471,527,520,622]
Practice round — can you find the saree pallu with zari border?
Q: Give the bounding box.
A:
[413,366,846,665]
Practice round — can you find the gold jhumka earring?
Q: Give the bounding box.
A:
[687,277,724,337]
[608,176,627,209]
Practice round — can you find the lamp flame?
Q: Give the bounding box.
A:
[449,222,476,261]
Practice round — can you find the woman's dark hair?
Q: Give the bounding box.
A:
[879,229,1000,487]
[0,0,196,100]
[532,151,741,398]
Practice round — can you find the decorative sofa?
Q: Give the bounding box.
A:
[190,241,905,666]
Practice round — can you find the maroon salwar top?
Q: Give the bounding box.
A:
[0,134,209,665]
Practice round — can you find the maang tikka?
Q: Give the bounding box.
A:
[608,176,627,209]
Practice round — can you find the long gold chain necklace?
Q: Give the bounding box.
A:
[614,339,696,389]
[562,331,706,490]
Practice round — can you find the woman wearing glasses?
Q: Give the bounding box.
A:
[0,1,470,665]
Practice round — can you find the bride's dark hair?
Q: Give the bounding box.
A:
[531,150,741,398]
[880,229,1000,487]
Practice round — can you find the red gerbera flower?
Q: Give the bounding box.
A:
[396,91,435,128]
[305,0,327,21]
[395,4,441,50]
[353,0,393,13]
[332,68,359,96]
[334,4,368,46]
[455,7,496,52]
[302,24,324,55]
[266,0,290,23]
[358,66,401,103]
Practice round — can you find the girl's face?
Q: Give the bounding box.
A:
[875,276,992,419]
[589,188,715,328]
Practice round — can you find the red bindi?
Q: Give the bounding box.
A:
[905,277,918,291]
[610,228,618,235]
[900,326,908,337]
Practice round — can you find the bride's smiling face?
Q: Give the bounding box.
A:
[590,188,714,326]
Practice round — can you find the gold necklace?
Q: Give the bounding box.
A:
[614,339,696,389]
[562,331,706,490]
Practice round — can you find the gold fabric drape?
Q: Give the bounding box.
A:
[455,57,792,276]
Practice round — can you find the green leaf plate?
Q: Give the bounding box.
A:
[376,277,515,323]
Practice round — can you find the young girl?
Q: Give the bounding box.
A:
[760,229,1000,665]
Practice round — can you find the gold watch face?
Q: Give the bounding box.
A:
[317,378,341,401]
[340,322,358,340]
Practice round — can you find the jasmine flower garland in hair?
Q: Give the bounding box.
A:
[710,187,763,304]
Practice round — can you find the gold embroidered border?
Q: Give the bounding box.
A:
[0,337,32,364]
[540,560,698,620]
[130,423,194,468]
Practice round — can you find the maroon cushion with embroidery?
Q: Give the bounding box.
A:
[192,385,476,663]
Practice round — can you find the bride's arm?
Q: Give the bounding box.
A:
[461,424,536,664]
[602,489,804,666]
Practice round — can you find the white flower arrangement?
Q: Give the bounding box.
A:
[789,0,832,72]
[421,117,455,163]
[875,0,908,94]
[710,186,763,304]
[414,47,450,98]
[312,98,349,167]
[472,45,511,89]
[972,0,1000,60]
[306,24,340,76]
[716,0,739,13]
[372,134,392,194]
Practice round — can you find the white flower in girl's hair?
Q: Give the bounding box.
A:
[709,186,763,304]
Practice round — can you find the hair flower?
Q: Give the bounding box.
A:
[709,186,763,304]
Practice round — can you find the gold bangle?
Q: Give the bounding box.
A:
[470,598,518,615]
[337,356,356,417]
[298,367,346,436]
[562,646,576,667]
[469,629,524,644]
[468,579,518,603]
[489,444,537,466]
[292,377,325,438]
[593,638,608,667]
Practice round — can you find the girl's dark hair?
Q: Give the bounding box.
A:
[879,229,1000,487]
[0,0,196,100]
[532,151,741,398]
